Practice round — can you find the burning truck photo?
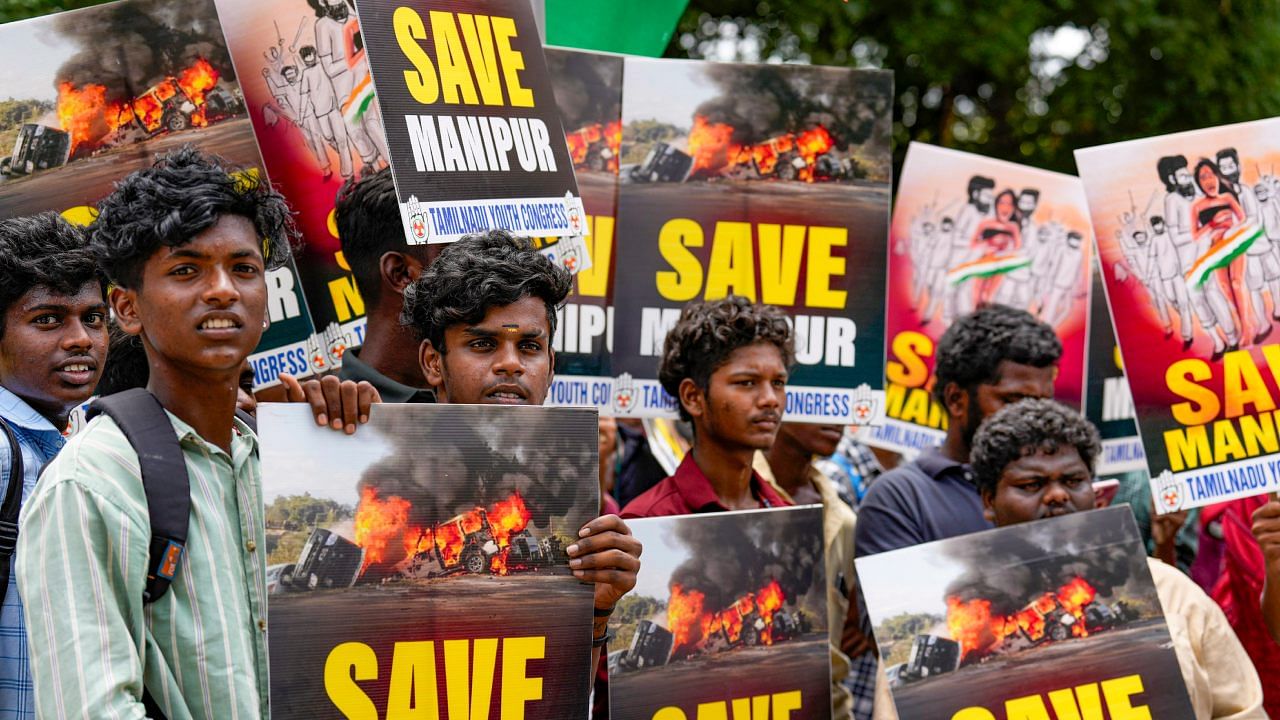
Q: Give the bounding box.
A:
[0,0,260,216]
[258,403,599,719]
[858,508,1197,720]
[609,507,832,720]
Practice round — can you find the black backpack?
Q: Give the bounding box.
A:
[0,417,25,608]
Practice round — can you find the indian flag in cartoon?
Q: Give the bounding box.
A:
[1185,222,1263,288]
[342,73,377,126]
[946,253,1032,285]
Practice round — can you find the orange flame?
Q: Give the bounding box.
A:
[668,584,708,658]
[177,58,219,106]
[55,82,127,155]
[604,120,622,172]
[946,576,1102,661]
[794,125,835,181]
[687,115,741,176]
[666,579,790,658]
[353,487,410,572]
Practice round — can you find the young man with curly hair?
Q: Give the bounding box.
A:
[0,212,107,718]
[971,398,1265,720]
[15,148,375,719]
[855,305,1061,558]
[399,230,642,695]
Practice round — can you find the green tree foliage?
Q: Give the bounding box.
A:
[613,593,665,651]
[665,2,1280,175]
[0,0,106,24]
[264,492,353,531]
[873,611,942,665]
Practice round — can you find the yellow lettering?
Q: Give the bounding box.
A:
[653,709,688,720]
[1099,675,1151,720]
[656,219,704,301]
[804,226,847,308]
[328,209,340,240]
[1046,688,1082,720]
[1005,695,1052,720]
[500,636,544,720]
[1165,425,1211,472]
[1167,358,1220,425]
[886,331,933,387]
[387,641,438,719]
[1072,683,1105,720]
[430,10,479,105]
[694,701,729,720]
[729,696,769,720]
[324,642,378,720]
[885,382,907,417]
[901,387,933,425]
[758,223,805,305]
[394,8,439,105]
[705,221,756,301]
[1260,344,1280,388]
[576,215,614,297]
[951,710,997,720]
[60,206,97,226]
[456,14,503,105]
[1223,350,1276,419]
[1240,412,1280,456]
[491,17,533,107]
[1213,419,1247,464]
[328,275,365,323]
[771,690,801,719]
[443,638,497,720]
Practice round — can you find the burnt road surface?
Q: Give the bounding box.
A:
[888,620,1193,719]
[0,118,261,216]
[616,176,890,223]
[610,635,832,720]
[269,570,594,720]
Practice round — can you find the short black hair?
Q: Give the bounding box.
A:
[401,229,571,350]
[970,398,1100,497]
[0,212,102,337]
[95,322,149,396]
[91,146,295,288]
[658,296,795,422]
[967,175,995,200]
[335,168,420,311]
[932,304,1061,405]
[1156,154,1188,191]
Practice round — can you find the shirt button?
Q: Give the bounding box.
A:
[258,618,267,632]
[246,540,257,552]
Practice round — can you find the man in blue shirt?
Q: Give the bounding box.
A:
[0,212,108,718]
[855,305,1062,557]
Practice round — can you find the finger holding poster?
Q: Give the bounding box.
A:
[610,58,893,424]
[352,0,589,267]
[1076,118,1280,513]
[259,403,598,719]
[870,143,1092,455]
[857,508,1195,720]
[610,507,830,720]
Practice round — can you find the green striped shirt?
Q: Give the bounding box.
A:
[15,411,269,720]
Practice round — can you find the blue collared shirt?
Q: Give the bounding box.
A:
[0,387,65,719]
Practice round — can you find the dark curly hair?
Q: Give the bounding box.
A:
[400,229,571,350]
[970,398,1100,497]
[658,296,795,422]
[933,304,1061,405]
[0,212,103,337]
[90,146,296,288]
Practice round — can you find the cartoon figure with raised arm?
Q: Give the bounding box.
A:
[1188,157,1249,355]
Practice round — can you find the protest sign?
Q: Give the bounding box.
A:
[352,0,589,268]
[609,57,892,423]
[214,0,394,374]
[259,402,598,718]
[1084,259,1147,477]
[542,47,620,408]
[1076,118,1280,512]
[0,0,314,387]
[610,506,830,720]
[869,142,1092,455]
[857,507,1195,720]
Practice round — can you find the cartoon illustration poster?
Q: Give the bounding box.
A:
[609,57,893,423]
[610,507,830,720]
[352,0,590,270]
[869,143,1092,455]
[1083,259,1147,478]
[857,508,1194,720]
[259,402,598,718]
[215,0,392,381]
[0,0,313,386]
[1076,118,1280,511]
[541,47,620,408]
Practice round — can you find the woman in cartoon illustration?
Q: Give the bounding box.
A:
[968,189,1023,306]
[1189,158,1246,357]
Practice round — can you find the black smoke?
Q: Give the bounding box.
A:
[546,49,623,131]
[50,0,235,102]
[667,507,824,611]
[694,63,892,151]
[941,508,1149,616]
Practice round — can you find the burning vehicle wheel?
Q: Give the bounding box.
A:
[742,626,760,647]
[1049,623,1069,642]
[463,549,487,575]
[0,158,9,175]
[165,112,187,132]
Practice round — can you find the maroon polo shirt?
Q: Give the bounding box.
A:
[620,454,792,518]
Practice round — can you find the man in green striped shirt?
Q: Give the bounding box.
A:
[15,148,374,719]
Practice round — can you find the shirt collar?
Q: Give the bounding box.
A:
[340,348,436,404]
[752,450,821,505]
[672,453,791,512]
[0,385,61,434]
[164,407,258,462]
[916,445,977,484]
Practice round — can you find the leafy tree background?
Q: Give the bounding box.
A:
[5,0,1276,175]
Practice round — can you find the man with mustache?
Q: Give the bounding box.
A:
[0,212,107,718]
[398,229,642,700]
[972,398,1265,720]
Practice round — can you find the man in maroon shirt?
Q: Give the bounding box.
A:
[621,296,793,518]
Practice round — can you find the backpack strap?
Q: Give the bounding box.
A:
[0,417,24,608]
[87,389,190,605]
[235,408,257,435]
